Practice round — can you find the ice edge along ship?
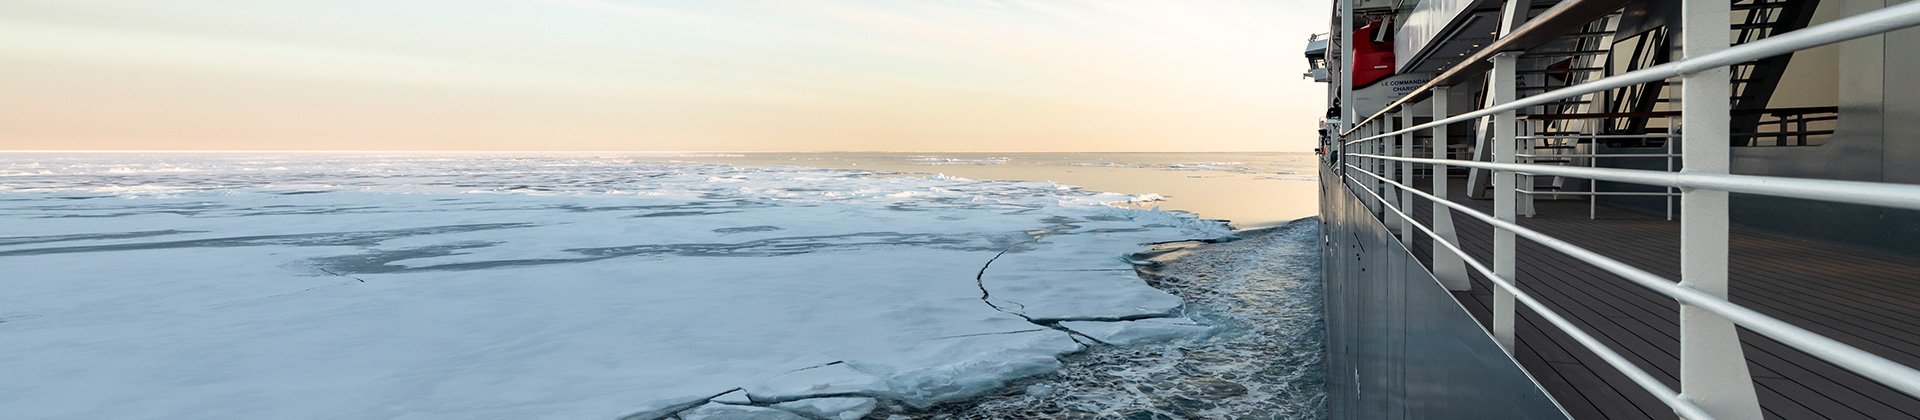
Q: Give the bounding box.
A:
[1310,0,1920,418]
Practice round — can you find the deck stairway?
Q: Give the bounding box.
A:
[1491,0,1823,216]
[1467,7,1622,202]
[1730,0,1823,143]
[1516,13,1622,214]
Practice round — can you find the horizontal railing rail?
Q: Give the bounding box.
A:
[1514,190,1671,196]
[1516,153,1677,158]
[1347,154,1920,211]
[1518,111,1681,120]
[1516,135,1679,139]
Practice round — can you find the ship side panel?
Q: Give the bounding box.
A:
[1321,163,1568,419]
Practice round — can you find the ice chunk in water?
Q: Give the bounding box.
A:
[1059,319,1213,345]
[745,363,885,402]
[772,397,878,420]
[677,404,808,420]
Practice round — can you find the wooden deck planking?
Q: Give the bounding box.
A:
[1391,177,1920,419]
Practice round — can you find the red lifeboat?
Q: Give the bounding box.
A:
[1351,20,1395,88]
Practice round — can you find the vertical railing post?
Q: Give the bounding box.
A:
[1363,124,1376,214]
[1491,51,1520,352]
[1488,0,1532,351]
[1367,123,1381,216]
[1520,119,1537,217]
[1432,86,1471,291]
[1386,112,1403,234]
[1379,120,1390,222]
[1382,119,1397,221]
[1680,0,1762,417]
[1667,118,1677,221]
[1400,107,1415,241]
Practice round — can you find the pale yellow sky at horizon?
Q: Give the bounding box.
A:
[0,0,1330,152]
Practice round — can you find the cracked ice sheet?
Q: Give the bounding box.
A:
[1056,319,1215,346]
[773,397,878,420]
[981,219,1201,322]
[0,154,1229,419]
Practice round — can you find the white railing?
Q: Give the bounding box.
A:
[1330,1,1920,419]
[1338,168,1713,420]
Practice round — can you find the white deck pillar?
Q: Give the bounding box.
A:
[1679,0,1763,417]
[1491,51,1519,352]
[1379,120,1390,222]
[1367,123,1382,215]
[1431,86,1470,291]
[1400,107,1415,241]
[1519,119,1537,217]
[1385,113,1403,233]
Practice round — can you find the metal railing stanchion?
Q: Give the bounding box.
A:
[1589,130,1598,219]
[1401,109,1415,241]
[1385,114,1403,233]
[1520,119,1538,216]
[1680,0,1763,416]
[1431,86,1471,291]
[1491,51,1521,352]
[1367,122,1380,216]
[1667,116,1677,220]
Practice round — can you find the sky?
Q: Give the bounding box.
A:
[0,0,1329,152]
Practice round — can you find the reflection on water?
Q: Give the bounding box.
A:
[638,152,1319,229]
[878,220,1326,419]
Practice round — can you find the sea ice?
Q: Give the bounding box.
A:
[0,153,1231,418]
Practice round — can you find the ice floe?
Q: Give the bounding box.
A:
[1056,319,1214,346]
[774,397,878,420]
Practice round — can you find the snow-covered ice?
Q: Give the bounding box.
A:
[0,153,1230,419]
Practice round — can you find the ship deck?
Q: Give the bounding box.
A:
[1402,177,1920,419]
